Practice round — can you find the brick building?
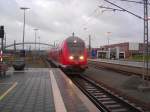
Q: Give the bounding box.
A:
[96,42,149,59]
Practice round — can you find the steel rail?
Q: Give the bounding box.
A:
[71,75,144,112]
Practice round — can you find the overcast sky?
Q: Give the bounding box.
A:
[0,0,150,49]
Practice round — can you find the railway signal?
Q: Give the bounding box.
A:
[0,26,4,39]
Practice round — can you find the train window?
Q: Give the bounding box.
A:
[59,49,62,55]
[68,42,84,47]
[67,42,85,53]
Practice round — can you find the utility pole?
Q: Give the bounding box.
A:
[54,41,55,47]
[4,32,6,51]
[88,35,92,58]
[89,34,91,51]
[14,40,16,52]
[72,32,75,37]
[143,0,149,81]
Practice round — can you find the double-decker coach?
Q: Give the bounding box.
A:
[49,34,88,72]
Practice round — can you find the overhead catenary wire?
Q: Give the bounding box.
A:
[101,0,144,19]
[100,0,149,83]
[81,7,101,45]
[82,7,100,29]
[99,5,125,12]
[117,0,150,5]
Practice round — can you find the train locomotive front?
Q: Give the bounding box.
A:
[49,36,88,72]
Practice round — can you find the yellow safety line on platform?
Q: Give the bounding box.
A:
[0,82,15,85]
[0,82,18,101]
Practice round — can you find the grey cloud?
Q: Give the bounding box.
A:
[0,0,149,48]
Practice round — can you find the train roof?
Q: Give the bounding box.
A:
[65,36,84,43]
[50,36,85,49]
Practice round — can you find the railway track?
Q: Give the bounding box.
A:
[70,75,145,112]
[46,59,148,111]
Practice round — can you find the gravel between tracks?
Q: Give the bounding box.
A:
[83,67,150,105]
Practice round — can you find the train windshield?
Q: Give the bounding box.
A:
[67,42,85,54]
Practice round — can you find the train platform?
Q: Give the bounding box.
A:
[0,68,99,112]
[88,59,150,68]
[88,59,150,75]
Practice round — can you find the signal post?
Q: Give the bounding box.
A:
[0,26,4,62]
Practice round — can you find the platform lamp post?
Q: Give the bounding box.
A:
[38,36,40,51]
[106,32,111,45]
[20,7,30,50]
[53,40,59,47]
[106,32,111,59]
[33,28,39,62]
[38,36,40,56]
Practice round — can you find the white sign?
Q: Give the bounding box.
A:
[129,43,139,50]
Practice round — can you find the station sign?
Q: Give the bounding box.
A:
[129,43,139,50]
[91,49,97,58]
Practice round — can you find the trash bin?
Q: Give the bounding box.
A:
[12,59,25,71]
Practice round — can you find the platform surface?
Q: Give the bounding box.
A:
[0,68,55,112]
[0,68,99,112]
[89,59,150,68]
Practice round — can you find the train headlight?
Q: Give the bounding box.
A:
[79,56,84,60]
[69,56,74,60]
[73,40,77,44]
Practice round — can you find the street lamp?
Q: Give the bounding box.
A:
[38,36,40,51]
[54,40,59,47]
[20,7,30,50]
[33,28,39,50]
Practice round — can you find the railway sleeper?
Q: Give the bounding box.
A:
[87,90,97,92]
[95,95,108,98]
[84,84,94,87]
[84,82,91,86]
[98,98,112,102]
[101,100,117,104]
[93,92,104,95]
[91,90,101,92]
[89,89,103,93]
[111,108,128,112]
[106,104,122,108]
[86,86,96,89]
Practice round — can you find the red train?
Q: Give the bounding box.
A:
[48,35,88,72]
